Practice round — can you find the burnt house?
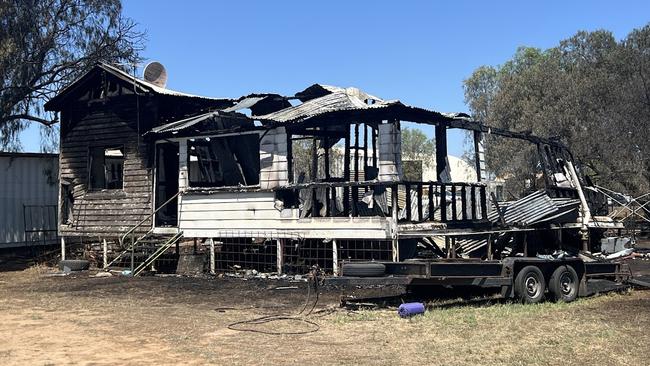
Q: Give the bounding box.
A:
[45,63,231,238]
[46,63,618,275]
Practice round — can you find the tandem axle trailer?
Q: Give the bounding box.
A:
[329,258,631,303]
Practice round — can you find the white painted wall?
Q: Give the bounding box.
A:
[178,191,391,239]
[0,153,59,248]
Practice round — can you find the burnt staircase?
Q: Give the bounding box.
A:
[105,230,183,275]
[104,192,183,276]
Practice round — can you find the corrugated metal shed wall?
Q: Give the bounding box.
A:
[0,153,59,247]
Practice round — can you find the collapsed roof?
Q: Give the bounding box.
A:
[45,62,565,148]
[45,62,233,111]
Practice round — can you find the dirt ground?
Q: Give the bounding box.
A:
[0,262,649,366]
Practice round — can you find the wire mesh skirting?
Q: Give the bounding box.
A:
[211,236,393,275]
[338,239,392,262]
[214,237,278,273]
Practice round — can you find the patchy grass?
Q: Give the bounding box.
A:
[0,268,648,366]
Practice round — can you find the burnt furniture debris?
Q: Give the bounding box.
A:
[45,62,635,301]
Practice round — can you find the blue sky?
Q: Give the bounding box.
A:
[19,0,650,155]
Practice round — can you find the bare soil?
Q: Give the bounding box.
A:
[0,264,649,366]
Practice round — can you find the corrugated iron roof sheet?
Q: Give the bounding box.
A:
[488,190,580,226]
[147,82,471,134]
[221,96,267,113]
[148,110,249,134]
[254,88,399,124]
[99,63,229,100]
[46,62,233,111]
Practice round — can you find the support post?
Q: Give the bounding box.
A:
[324,136,330,180]
[435,123,448,182]
[566,161,592,252]
[473,130,487,182]
[311,137,318,181]
[391,184,399,262]
[60,237,66,261]
[103,238,108,269]
[287,133,293,183]
[445,236,450,258]
[487,234,493,260]
[276,239,283,275]
[354,123,360,181]
[451,237,457,258]
[392,238,399,262]
[207,238,215,275]
[332,239,339,276]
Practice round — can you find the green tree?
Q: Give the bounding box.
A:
[464,25,650,195]
[401,126,435,181]
[0,0,144,151]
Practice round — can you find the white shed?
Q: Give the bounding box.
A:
[0,152,59,248]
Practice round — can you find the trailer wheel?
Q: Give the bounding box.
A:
[549,265,579,302]
[341,263,386,277]
[514,265,546,304]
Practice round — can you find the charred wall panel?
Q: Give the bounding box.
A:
[59,102,154,238]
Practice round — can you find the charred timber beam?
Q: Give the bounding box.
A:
[440,184,447,222]
[354,123,359,182]
[417,183,423,221]
[272,108,567,149]
[435,123,447,182]
[461,185,468,221]
[405,183,412,222]
[451,185,457,220]
[324,136,330,180]
[428,182,435,221]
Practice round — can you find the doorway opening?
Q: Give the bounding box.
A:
[155,142,179,227]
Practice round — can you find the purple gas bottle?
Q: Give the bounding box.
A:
[398,302,425,318]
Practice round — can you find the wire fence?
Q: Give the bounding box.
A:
[211,237,393,274]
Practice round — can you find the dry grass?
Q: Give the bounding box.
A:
[0,265,648,365]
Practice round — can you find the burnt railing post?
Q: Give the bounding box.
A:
[351,186,358,217]
[480,186,488,219]
[470,185,477,220]
[311,187,318,217]
[391,184,399,222]
[451,185,457,221]
[428,182,434,221]
[440,184,447,222]
[405,183,412,222]
[461,185,467,221]
[416,183,423,221]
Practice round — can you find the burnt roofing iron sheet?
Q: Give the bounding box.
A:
[488,190,579,226]
[221,96,267,113]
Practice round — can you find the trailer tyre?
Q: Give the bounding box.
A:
[549,265,579,302]
[514,265,546,304]
[341,263,386,277]
[58,259,90,271]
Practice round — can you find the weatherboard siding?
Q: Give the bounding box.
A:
[178,191,391,239]
[59,105,153,238]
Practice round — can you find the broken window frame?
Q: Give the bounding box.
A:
[186,133,261,189]
[287,122,379,185]
[88,145,125,191]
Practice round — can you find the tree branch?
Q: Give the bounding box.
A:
[3,114,58,126]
